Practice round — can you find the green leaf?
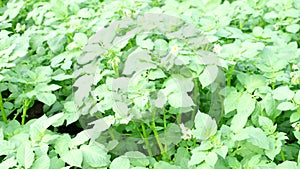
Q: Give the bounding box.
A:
[36,92,57,106]
[272,86,294,100]
[52,74,73,81]
[193,111,217,140]
[0,156,17,169]
[31,155,50,169]
[54,134,72,155]
[160,123,181,146]
[74,33,88,47]
[277,102,298,111]
[237,74,266,93]
[35,83,61,92]
[188,152,206,166]
[61,149,83,167]
[215,146,228,159]
[0,140,15,156]
[110,156,130,169]
[80,143,110,167]
[16,142,34,169]
[148,69,166,80]
[199,65,219,88]
[50,0,68,18]
[231,93,256,131]
[276,161,298,169]
[293,90,300,104]
[253,26,263,37]
[258,116,276,134]
[286,24,300,33]
[124,151,149,167]
[242,127,269,149]
[47,34,67,53]
[224,89,241,114]
[168,92,194,108]
[154,161,180,169]
[174,147,190,168]
[205,152,218,167]
[290,111,300,123]
[50,157,65,169]
[69,131,90,148]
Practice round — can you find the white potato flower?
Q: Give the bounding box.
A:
[292,64,299,70]
[170,45,179,54]
[180,123,193,140]
[213,44,222,54]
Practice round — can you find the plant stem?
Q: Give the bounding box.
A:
[151,108,166,159]
[191,78,199,122]
[227,65,235,86]
[163,110,167,152]
[0,92,7,123]
[108,128,116,140]
[141,123,153,156]
[281,150,286,161]
[21,99,30,125]
[239,19,244,30]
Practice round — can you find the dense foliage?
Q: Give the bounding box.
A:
[0,0,300,168]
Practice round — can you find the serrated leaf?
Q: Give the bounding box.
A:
[16,142,34,169]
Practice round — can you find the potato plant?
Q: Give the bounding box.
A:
[0,0,300,169]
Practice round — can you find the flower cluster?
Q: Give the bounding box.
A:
[179,123,193,140]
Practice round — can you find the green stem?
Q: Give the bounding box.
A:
[227,65,235,86]
[191,78,200,122]
[108,128,116,140]
[21,99,30,125]
[163,110,167,152]
[239,19,244,30]
[141,123,153,156]
[281,150,286,161]
[176,113,182,124]
[151,108,166,160]
[0,92,7,123]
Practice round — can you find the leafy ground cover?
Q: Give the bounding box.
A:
[0,0,300,168]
